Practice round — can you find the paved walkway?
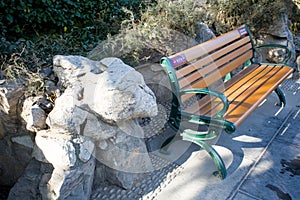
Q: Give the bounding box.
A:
[153,75,300,200]
[91,74,300,200]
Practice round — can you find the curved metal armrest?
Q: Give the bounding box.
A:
[254,44,292,64]
[180,88,229,117]
[180,113,236,133]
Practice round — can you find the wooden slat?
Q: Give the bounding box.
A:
[183,64,263,114]
[184,65,266,116]
[178,43,253,89]
[222,64,260,91]
[182,64,261,111]
[217,48,253,78]
[183,95,222,116]
[182,50,252,89]
[225,65,272,100]
[176,36,251,79]
[164,24,295,134]
[170,25,248,65]
[182,64,293,125]
[207,65,275,117]
[224,66,293,126]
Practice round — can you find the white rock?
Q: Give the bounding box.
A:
[98,140,108,150]
[72,137,95,162]
[53,55,107,87]
[46,158,95,200]
[47,55,158,190]
[92,57,158,123]
[35,130,76,169]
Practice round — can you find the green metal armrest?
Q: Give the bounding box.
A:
[180,112,236,134]
[254,44,292,64]
[180,88,235,133]
[180,88,229,118]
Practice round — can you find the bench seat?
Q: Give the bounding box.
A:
[183,64,294,127]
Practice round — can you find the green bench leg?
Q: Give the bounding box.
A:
[275,87,286,107]
[182,137,227,179]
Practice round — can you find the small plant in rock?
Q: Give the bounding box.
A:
[0,46,44,97]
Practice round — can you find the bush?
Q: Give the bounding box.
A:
[0,0,151,40]
[209,0,287,35]
[0,0,154,96]
[208,0,300,36]
[126,0,207,37]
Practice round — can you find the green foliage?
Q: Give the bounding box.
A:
[0,0,150,40]
[0,0,153,96]
[0,0,299,97]
[125,0,207,37]
[97,0,207,67]
[0,31,100,96]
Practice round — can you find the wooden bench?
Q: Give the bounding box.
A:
[160,24,295,179]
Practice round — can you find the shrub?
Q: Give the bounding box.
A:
[207,0,299,37]
[0,0,154,96]
[0,0,151,40]
[209,0,287,35]
[126,0,207,37]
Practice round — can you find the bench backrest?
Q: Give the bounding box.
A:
[161,25,254,103]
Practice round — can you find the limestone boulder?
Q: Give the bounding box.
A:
[7,159,47,200]
[45,55,157,190]
[0,135,34,186]
[48,56,157,128]
[92,58,157,123]
[26,104,47,131]
[29,130,96,200]
[136,63,172,103]
[0,81,27,137]
[0,82,35,187]
[45,158,95,200]
[53,55,107,88]
[8,157,95,200]
[33,130,95,168]
[255,14,296,66]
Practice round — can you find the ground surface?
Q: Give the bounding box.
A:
[91,73,300,200]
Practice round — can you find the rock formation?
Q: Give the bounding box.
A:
[254,14,297,66]
[7,56,158,199]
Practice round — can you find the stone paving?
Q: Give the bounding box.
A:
[90,73,300,200]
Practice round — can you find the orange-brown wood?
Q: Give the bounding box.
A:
[182,64,294,127]
[211,65,281,118]
[176,36,251,79]
[224,66,293,126]
[181,64,260,104]
[181,50,253,89]
[170,27,248,67]
[178,43,253,89]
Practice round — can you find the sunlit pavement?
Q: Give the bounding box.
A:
[154,74,300,200]
[91,74,300,200]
